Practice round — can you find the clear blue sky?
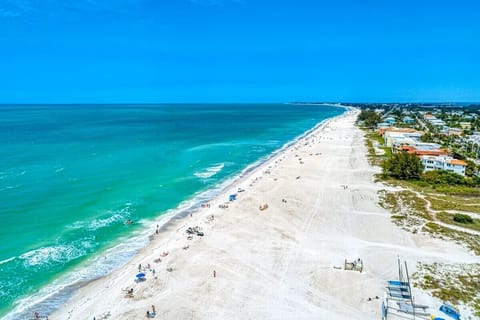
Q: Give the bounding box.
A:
[1,0,479,103]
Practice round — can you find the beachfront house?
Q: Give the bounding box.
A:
[381,129,423,148]
[393,140,467,176]
[419,155,467,176]
[399,143,447,156]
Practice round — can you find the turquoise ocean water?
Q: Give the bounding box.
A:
[0,104,344,318]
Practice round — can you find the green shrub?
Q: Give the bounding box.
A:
[453,214,474,224]
[382,153,424,180]
[357,110,381,128]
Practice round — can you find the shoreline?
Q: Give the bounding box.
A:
[18,106,480,319]
[5,107,349,319]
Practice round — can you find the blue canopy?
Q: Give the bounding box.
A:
[136,273,146,278]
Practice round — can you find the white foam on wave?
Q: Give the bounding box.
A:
[88,213,125,230]
[67,213,126,231]
[0,185,21,191]
[4,233,148,320]
[187,142,238,152]
[19,243,88,269]
[0,256,15,265]
[194,163,224,179]
[66,204,133,231]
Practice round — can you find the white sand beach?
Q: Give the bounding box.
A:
[50,109,479,319]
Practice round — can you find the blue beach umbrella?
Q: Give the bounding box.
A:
[136,273,146,278]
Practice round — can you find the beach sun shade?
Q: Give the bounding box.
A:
[136,273,146,278]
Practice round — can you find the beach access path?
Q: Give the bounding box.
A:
[51,109,479,319]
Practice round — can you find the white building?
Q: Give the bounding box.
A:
[383,131,423,147]
[420,155,467,176]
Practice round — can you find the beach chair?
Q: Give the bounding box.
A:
[386,289,412,300]
[397,301,430,315]
[439,303,461,320]
[388,280,409,286]
[387,284,410,292]
[396,302,430,317]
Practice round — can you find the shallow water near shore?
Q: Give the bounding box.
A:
[0,103,344,317]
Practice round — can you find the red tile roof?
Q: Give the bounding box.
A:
[449,159,467,166]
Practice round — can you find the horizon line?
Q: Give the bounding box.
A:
[0,101,480,106]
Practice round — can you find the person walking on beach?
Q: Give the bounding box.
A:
[213,270,216,278]
[152,305,156,313]
[146,310,150,318]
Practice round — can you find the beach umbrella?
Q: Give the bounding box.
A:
[136,273,146,278]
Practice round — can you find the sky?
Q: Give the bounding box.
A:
[0,0,479,103]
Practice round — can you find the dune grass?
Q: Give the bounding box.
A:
[422,222,480,255]
[413,262,480,317]
[425,195,480,213]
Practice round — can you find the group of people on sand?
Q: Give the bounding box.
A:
[138,263,156,273]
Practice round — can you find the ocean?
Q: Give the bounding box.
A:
[0,103,344,318]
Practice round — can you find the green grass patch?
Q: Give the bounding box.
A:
[360,128,391,166]
[425,195,480,213]
[382,147,392,157]
[433,185,480,196]
[381,177,480,197]
[365,131,384,145]
[422,222,480,255]
[436,212,480,232]
[379,190,430,220]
